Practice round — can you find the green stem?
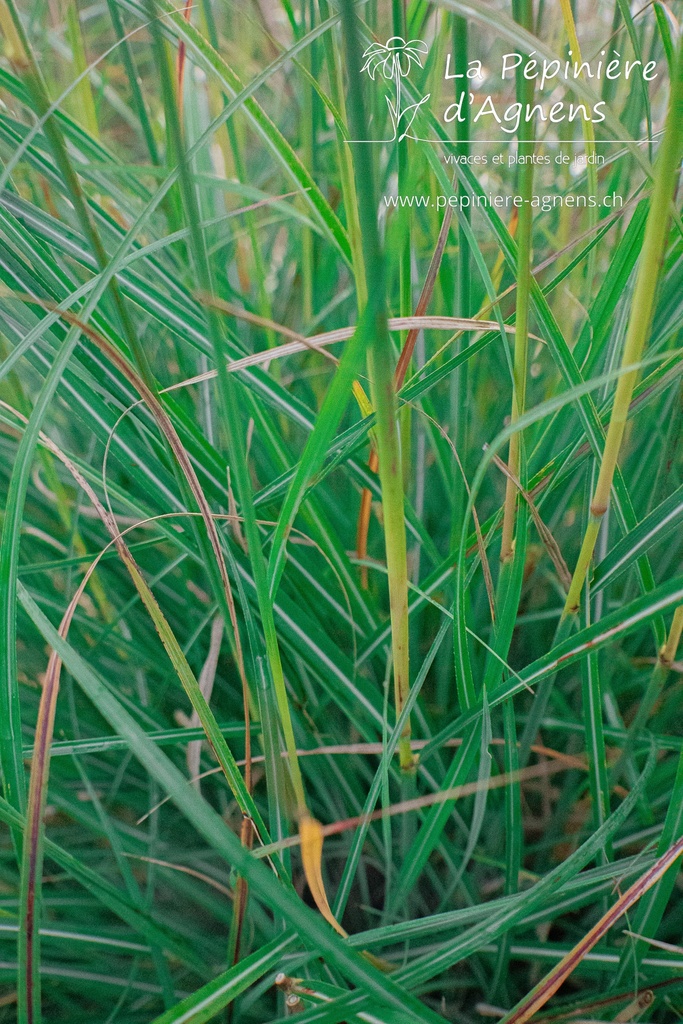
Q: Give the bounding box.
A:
[612,605,683,987]
[105,0,159,164]
[144,0,307,813]
[500,0,535,563]
[196,0,277,350]
[450,13,471,547]
[395,72,401,133]
[611,604,683,785]
[558,0,597,286]
[318,0,366,306]
[492,696,521,1001]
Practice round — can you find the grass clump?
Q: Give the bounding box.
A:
[1,0,683,1021]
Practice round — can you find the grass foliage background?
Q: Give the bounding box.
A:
[1,0,683,1020]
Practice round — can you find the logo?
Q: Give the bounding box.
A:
[360,36,430,142]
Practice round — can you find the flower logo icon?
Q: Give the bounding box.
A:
[361,36,428,80]
[361,36,430,142]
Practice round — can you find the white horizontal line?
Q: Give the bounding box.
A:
[346,138,655,144]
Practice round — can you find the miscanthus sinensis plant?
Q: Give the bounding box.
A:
[0,0,682,1021]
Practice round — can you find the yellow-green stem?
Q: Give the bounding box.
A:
[65,2,99,139]
[0,0,25,66]
[564,40,683,615]
[340,0,414,772]
[368,339,413,771]
[661,606,683,667]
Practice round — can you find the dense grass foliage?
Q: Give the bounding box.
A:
[1,0,683,1020]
